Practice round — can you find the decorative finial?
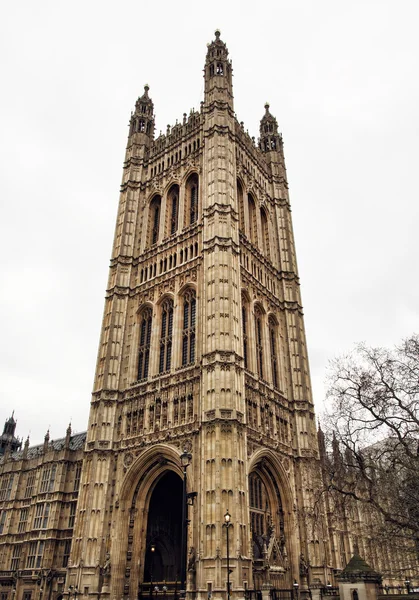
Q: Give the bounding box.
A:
[215,29,221,40]
[144,84,150,95]
[264,102,270,113]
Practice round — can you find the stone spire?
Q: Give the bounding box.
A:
[65,422,72,448]
[43,429,50,453]
[22,435,30,459]
[259,102,282,153]
[204,29,234,109]
[128,84,155,143]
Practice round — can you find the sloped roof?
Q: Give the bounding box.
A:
[338,554,382,582]
[1,431,87,463]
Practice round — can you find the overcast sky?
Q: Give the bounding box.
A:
[1,1,418,445]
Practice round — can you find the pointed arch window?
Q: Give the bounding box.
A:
[260,207,271,260]
[159,298,174,373]
[254,306,264,379]
[185,174,199,226]
[166,185,179,236]
[237,180,245,234]
[269,316,279,389]
[182,289,196,366]
[248,194,258,245]
[171,193,178,234]
[138,307,152,380]
[149,195,161,246]
[242,299,249,369]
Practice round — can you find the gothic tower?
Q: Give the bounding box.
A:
[68,31,325,600]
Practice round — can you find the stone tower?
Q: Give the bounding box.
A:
[67,31,324,600]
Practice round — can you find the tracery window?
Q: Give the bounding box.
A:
[148,195,161,246]
[167,184,179,236]
[248,194,258,245]
[39,464,56,493]
[260,207,270,260]
[159,298,174,373]
[249,472,271,559]
[237,180,245,233]
[269,316,279,389]
[182,289,196,366]
[242,302,249,369]
[185,174,199,226]
[138,307,152,380]
[254,306,264,379]
[33,503,50,529]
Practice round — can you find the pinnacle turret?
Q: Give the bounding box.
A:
[259,102,282,153]
[0,413,21,456]
[129,84,155,141]
[204,30,234,109]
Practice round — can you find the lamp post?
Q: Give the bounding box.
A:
[404,580,411,595]
[150,544,156,600]
[293,580,299,600]
[224,509,231,600]
[180,450,192,600]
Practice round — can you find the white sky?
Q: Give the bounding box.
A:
[1,1,418,445]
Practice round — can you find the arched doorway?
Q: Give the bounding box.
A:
[249,466,290,589]
[143,471,183,585]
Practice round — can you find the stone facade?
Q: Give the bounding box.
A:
[0,424,85,600]
[0,31,417,600]
[66,30,321,600]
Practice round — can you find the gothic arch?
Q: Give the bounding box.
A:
[247,449,298,586]
[156,292,175,306]
[136,301,154,315]
[260,206,271,260]
[147,194,162,246]
[248,193,258,245]
[113,445,193,600]
[165,183,180,236]
[184,173,199,227]
[178,281,197,296]
[237,178,245,234]
[181,168,199,185]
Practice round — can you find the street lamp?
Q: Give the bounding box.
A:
[180,450,192,600]
[224,509,231,600]
[293,580,299,600]
[150,544,156,599]
[404,580,411,594]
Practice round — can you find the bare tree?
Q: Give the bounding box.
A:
[321,334,419,575]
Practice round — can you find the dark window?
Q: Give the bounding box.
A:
[18,508,29,533]
[190,185,197,224]
[0,474,14,501]
[24,472,35,498]
[138,308,152,380]
[26,541,44,569]
[10,545,21,570]
[182,290,196,366]
[33,503,50,529]
[152,205,159,244]
[242,304,248,369]
[74,463,82,492]
[40,464,56,493]
[68,502,76,528]
[63,539,72,567]
[255,308,264,379]
[0,511,6,534]
[269,318,278,389]
[159,299,174,373]
[171,194,178,235]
